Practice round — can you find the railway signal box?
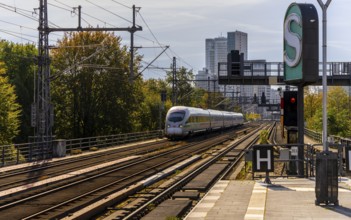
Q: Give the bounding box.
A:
[227,50,242,76]
[283,91,298,127]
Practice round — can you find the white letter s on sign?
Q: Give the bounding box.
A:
[284,13,302,67]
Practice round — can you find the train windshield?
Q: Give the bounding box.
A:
[168,111,185,122]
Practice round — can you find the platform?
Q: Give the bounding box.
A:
[185,178,351,220]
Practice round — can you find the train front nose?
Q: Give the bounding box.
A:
[166,122,184,137]
[166,127,183,137]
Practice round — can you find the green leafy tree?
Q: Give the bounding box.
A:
[0,41,36,142]
[327,87,349,136]
[304,86,322,131]
[190,88,208,108]
[138,79,171,130]
[305,86,351,137]
[166,66,194,106]
[51,31,142,138]
[0,63,21,145]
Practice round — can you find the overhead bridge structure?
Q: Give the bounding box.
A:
[218,61,351,86]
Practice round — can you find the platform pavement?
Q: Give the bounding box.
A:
[185,178,351,220]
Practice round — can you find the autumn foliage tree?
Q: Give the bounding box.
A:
[0,63,21,145]
[304,86,351,137]
[0,41,36,142]
[51,31,143,138]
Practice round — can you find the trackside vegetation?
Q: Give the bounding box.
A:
[1,35,351,145]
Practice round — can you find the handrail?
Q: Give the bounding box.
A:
[0,130,164,167]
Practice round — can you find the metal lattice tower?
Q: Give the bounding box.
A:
[33,0,52,143]
[32,0,142,144]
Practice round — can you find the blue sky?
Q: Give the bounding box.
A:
[0,0,350,79]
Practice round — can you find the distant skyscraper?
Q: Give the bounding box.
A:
[205,37,227,74]
[205,39,215,74]
[214,37,227,74]
[206,31,248,75]
[227,31,248,60]
[200,30,275,116]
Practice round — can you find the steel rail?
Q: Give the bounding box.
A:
[124,123,268,219]
[3,126,252,219]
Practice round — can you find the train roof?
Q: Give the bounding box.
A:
[167,106,243,116]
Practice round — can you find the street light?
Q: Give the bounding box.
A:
[317,0,332,152]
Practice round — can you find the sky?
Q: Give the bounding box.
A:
[0,0,350,79]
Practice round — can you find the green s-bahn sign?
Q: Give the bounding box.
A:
[284,3,319,85]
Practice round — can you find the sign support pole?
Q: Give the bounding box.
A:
[298,85,305,176]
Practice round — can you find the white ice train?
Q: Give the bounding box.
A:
[165,106,244,139]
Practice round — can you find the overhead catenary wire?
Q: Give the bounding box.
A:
[111,0,131,9]
[0,1,193,79]
[0,3,38,22]
[85,0,134,25]
[168,47,194,70]
[0,29,36,44]
[53,0,116,28]
[137,11,172,60]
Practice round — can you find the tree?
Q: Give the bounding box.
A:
[304,86,322,130]
[327,87,349,136]
[137,79,171,130]
[305,86,351,137]
[51,31,143,138]
[0,63,21,145]
[166,66,194,106]
[0,41,36,142]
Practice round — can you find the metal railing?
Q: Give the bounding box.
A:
[305,128,351,147]
[219,61,351,78]
[305,128,322,143]
[247,143,347,179]
[0,130,164,167]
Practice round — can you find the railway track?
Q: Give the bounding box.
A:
[0,140,170,191]
[0,124,258,219]
[98,122,274,220]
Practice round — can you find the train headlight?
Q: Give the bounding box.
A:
[178,124,183,128]
[167,124,170,128]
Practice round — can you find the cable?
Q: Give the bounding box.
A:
[138,12,194,71]
[54,0,116,27]
[85,0,133,24]
[169,47,194,70]
[137,11,171,59]
[0,2,33,13]
[0,3,38,22]
[0,19,36,31]
[0,28,37,39]
[111,0,131,9]
[48,2,71,12]
[0,29,36,44]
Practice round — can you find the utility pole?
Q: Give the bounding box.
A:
[33,1,142,147]
[130,5,136,82]
[33,0,51,143]
[172,57,177,106]
[207,76,210,108]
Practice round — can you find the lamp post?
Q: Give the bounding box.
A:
[317,0,332,152]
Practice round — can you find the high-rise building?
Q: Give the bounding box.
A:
[199,31,274,117]
[205,39,215,75]
[205,37,227,74]
[227,31,248,60]
[195,68,219,92]
[205,32,248,74]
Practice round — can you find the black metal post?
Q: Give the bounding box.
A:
[297,85,304,176]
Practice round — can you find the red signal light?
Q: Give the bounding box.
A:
[290,97,296,104]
